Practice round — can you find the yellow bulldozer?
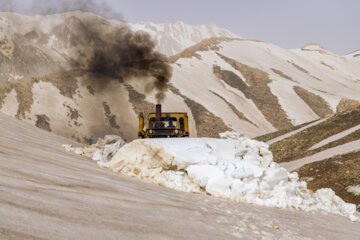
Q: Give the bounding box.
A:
[138,104,189,138]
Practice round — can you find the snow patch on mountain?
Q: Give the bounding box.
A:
[309,124,360,150]
[131,21,240,55]
[212,40,360,115]
[346,49,360,61]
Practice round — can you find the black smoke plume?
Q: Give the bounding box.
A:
[0,0,173,102]
[84,25,172,102]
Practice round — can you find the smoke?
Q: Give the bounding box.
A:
[0,0,172,102]
[84,24,172,102]
[0,0,123,21]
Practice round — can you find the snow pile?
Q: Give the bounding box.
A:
[65,132,359,221]
[63,135,125,163]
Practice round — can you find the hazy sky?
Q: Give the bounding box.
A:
[1,0,359,54]
[107,0,359,55]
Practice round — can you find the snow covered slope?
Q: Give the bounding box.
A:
[130,21,239,56]
[346,49,360,61]
[3,112,360,239]
[0,11,359,143]
[168,39,360,136]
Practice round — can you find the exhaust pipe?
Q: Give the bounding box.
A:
[155,104,163,128]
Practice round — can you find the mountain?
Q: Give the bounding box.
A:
[346,49,360,61]
[256,101,360,210]
[1,11,360,237]
[130,21,239,56]
[168,39,360,136]
[0,11,360,144]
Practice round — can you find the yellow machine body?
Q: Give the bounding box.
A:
[138,105,189,139]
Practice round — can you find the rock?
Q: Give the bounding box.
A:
[336,98,360,113]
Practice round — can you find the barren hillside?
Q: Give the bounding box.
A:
[257,102,360,210]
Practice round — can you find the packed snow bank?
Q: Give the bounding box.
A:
[63,135,125,162]
[65,132,359,221]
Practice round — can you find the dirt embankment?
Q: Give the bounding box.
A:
[269,106,360,163]
[296,151,360,211]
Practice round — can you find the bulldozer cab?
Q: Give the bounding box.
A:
[138,104,189,139]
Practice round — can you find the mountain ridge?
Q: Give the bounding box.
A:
[0,12,359,143]
[131,21,239,56]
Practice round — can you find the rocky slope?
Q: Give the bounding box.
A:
[1,111,360,239]
[0,11,359,143]
[256,102,360,210]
